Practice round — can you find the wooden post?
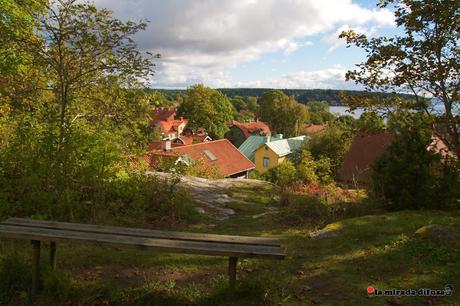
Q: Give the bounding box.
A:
[31,240,41,297]
[228,257,238,297]
[50,241,57,270]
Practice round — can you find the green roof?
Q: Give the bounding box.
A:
[266,136,306,157]
[238,134,283,161]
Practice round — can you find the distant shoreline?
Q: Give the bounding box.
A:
[149,88,416,106]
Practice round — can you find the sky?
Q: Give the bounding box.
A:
[94,0,398,90]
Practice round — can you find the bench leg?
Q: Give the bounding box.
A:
[31,240,41,297]
[228,257,238,297]
[50,241,57,270]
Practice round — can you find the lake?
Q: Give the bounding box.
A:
[329,106,365,119]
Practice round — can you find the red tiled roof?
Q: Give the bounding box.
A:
[338,131,395,186]
[147,141,184,151]
[157,118,188,134]
[303,124,326,134]
[174,135,211,145]
[149,139,255,177]
[152,108,175,122]
[229,120,271,138]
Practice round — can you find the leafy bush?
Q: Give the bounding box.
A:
[277,189,373,227]
[371,121,460,211]
[263,160,298,186]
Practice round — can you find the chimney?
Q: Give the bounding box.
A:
[162,136,171,152]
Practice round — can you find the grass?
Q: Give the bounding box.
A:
[0,184,459,305]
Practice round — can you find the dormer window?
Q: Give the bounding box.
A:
[203,150,217,161]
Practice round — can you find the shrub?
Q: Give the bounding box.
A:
[371,121,460,211]
[263,160,298,186]
[276,183,376,227]
[296,150,318,183]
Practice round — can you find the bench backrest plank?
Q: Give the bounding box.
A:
[3,218,280,247]
[0,224,284,259]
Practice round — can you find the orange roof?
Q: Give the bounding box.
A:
[229,120,271,138]
[338,131,395,186]
[149,139,255,177]
[158,118,188,134]
[152,108,175,122]
[174,135,211,145]
[303,124,326,134]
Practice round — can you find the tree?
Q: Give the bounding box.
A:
[245,96,258,113]
[371,113,459,210]
[357,111,386,133]
[306,101,335,124]
[340,0,460,158]
[0,0,157,220]
[258,90,308,137]
[178,84,235,139]
[306,101,329,113]
[307,123,354,177]
[230,96,247,112]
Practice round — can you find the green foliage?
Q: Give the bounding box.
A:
[340,0,460,157]
[295,150,318,183]
[230,96,247,112]
[0,254,30,303]
[233,110,255,122]
[306,101,335,124]
[307,123,354,177]
[41,267,73,300]
[178,84,235,139]
[371,115,460,210]
[356,111,386,133]
[245,96,258,112]
[258,90,308,137]
[263,160,297,186]
[277,190,371,227]
[314,156,333,185]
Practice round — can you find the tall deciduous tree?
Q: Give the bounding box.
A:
[1,0,157,219]
[340,0,460,157]
[178,84,235,139]
[258,90,308,137]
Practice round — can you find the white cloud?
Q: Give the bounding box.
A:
[323,25,377,53]
[234,65,361,89]
[93,0,395,88]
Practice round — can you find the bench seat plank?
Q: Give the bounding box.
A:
[3,218,280,247]
[0,224,285,259]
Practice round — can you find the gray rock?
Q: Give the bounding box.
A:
[194,207,206,214]
[309,228,340,239]
[415,224,457,244]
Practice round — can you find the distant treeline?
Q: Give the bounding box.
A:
[151,88,415,106]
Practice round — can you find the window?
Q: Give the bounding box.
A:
[263,157,270,168]
[204,149,217,161]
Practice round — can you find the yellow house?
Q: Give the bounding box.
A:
[253,136,306,172]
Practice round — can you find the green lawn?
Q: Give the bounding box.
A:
[0,185,459,305]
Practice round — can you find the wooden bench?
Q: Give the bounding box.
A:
[0,218,285,297]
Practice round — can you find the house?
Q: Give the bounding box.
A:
[172,135,212,146]
[238,134,284,162]
[225,120,271,148]
[253,136,306,172]
[302,124,326,135]
[150,107,188,140]
[148,139,255,178]
[337,131,395,186]
[338,127,458,187]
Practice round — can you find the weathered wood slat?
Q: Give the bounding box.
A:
[3,218,280,247]
[0,224,285,259]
